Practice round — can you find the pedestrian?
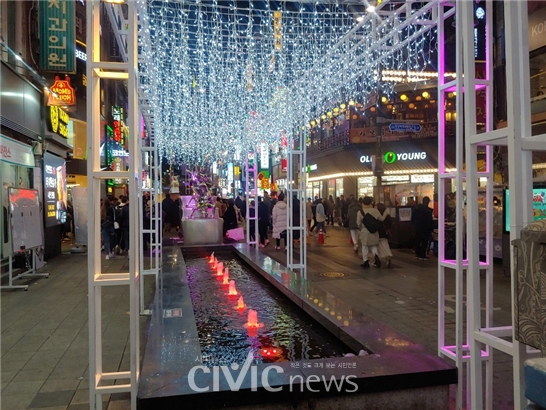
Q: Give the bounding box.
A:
[335,197,342,226]
[347,197,362,253]
[272,193,288,250]
[223,199,238,236]
[100,198,116,260]
[291,193,301,243]
[356,196,387,268]
[248,200,257,244]
[118,195,130,255]
[376,202,393,268]
[412,196,433,260]
[258,198,270,247]
[315,198,327,234]
[327,195,335,225]
[162,193,174,232]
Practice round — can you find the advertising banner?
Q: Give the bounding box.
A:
[43,152,67,228]
[39,0,76,72]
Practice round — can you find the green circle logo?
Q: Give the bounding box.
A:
[384,151,397,164]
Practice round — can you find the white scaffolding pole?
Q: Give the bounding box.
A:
[245,154,259,246]
[287,129,307,280]
[139,141,161,315]
[437,2,494,409]
[460,1,542,409]
[87,1,139,409]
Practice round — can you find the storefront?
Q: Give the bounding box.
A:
[0,135,37,260]
[308,139,450,201]
[307,138,454,246]
[0,62,43,260]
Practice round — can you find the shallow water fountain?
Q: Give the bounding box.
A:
[138,246,456,409]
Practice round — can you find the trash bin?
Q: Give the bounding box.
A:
[512,219,546,353]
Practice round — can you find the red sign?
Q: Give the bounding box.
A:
[48,75,76,106]
[281,158,287,173]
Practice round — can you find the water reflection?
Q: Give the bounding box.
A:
[186,256,351,367]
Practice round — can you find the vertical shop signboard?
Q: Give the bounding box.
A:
[39,0,76,72]
[43,152,67,228]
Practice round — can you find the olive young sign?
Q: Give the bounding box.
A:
[359,151,427,164]
[47,106,70,138]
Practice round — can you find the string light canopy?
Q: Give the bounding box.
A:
[137,0,439,165]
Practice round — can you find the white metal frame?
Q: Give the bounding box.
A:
[245,154,259,246]
[436,2,494,409]
[286,129,307,280]
[0,250,49,291]
[458,1,543,409]
[139,141,161,315]
[87,2,140,409]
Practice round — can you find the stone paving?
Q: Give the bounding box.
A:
[1,225,516,409]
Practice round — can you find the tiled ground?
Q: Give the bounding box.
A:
[1,225,516,409]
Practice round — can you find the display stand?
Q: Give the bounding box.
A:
[1,188,49,291]
[1,249,49,291]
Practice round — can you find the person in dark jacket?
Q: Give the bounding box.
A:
[291,194,301,241]
[412,196,433,260]
[100,198,116,259]
[223,199,238,236]
[258,199,270,247]
[162,193,174,232]
[118,196,130,254]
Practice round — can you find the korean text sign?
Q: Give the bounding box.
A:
[39,0,76,72]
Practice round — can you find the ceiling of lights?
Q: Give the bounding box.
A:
[136,0,440,164]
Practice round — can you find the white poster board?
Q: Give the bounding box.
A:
[72,187,88,246]
[8,188,44,253]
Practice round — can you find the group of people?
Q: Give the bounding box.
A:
[306,195,353,233]
[100,195,130,259]
[219,191,302,251]
[344,196,393,269]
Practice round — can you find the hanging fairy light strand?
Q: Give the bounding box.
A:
[136,0,438,165]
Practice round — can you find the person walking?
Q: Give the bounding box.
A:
[347,197,362,254]
[412,196,433,260]
[258,198,270,247]
[315,198,327,234]
[272,193,288,250]
[356,196,387,268]
[223,199,238,236]
[376,202,393,268]
[100,198,116,260]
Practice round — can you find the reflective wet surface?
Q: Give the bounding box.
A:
[186,254,353,366]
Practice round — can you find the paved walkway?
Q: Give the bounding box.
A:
[1,225,515,409]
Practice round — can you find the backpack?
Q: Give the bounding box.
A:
[360,209,379,233]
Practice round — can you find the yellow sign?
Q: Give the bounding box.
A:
[273,11,282,51]
[48,106,70,139]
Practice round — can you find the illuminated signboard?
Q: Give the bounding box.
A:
[48,75,76,106]
[75,48,87,61]
[48,106,70,138]
[39,0,76,72]
[259,141,269,169]
[43,152,67,227]
[359,151,427,164]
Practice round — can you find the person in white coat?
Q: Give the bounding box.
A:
[272,193,288,250]
[356,196,387,268]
